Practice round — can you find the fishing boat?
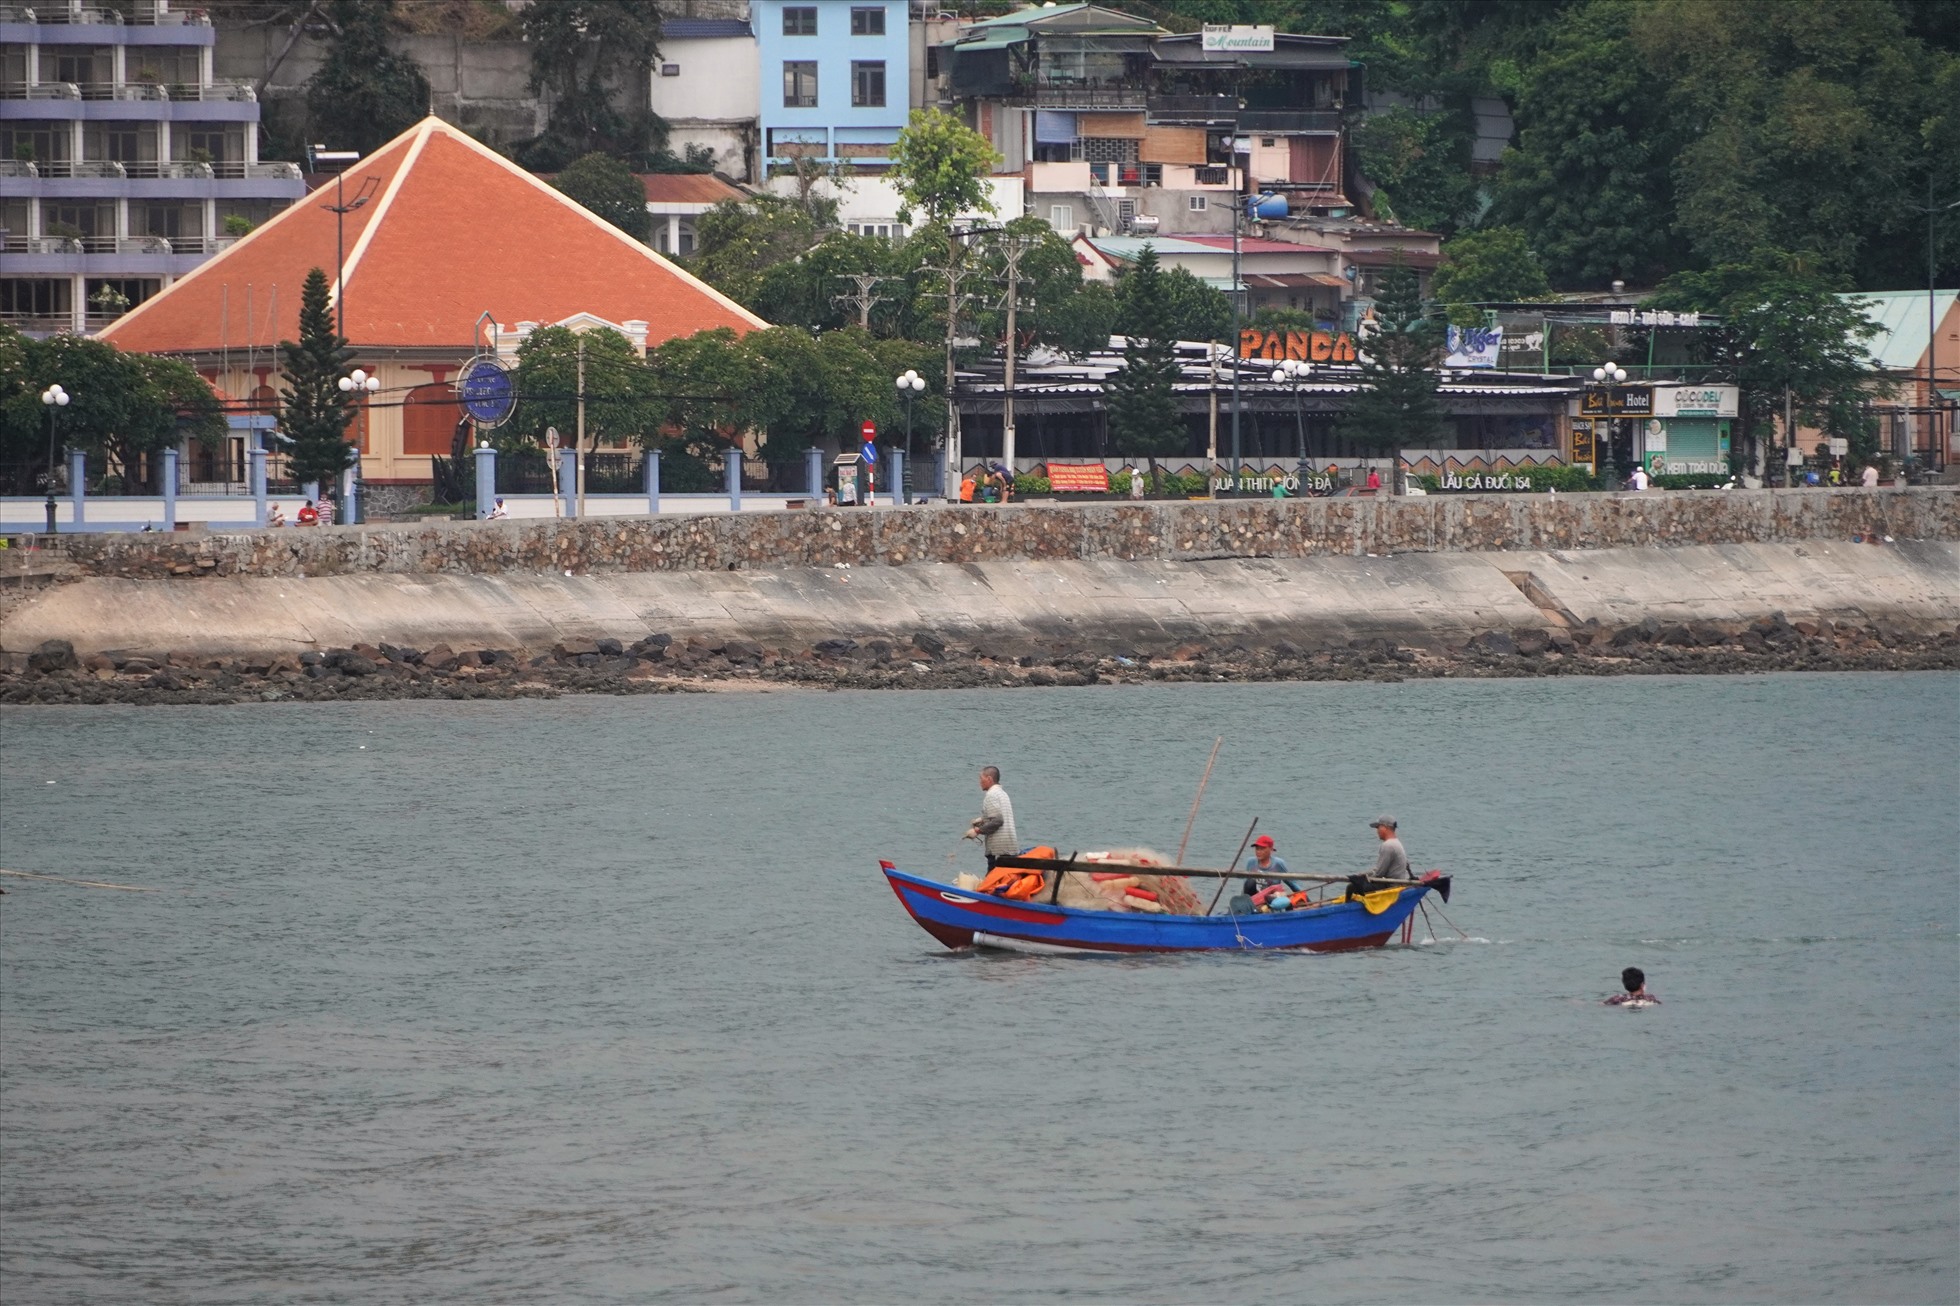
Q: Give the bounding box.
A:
[881,854,1451,955]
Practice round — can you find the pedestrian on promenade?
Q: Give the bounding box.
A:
[1862,463,1880,488]
[1128,466,1144,500]
[1366,816,1411,881]
[318,491,335,526]
[1366,466,1382,492]
[963,766,1019,869]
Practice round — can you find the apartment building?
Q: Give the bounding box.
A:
[0,0,305,335]
[754,0,909,170]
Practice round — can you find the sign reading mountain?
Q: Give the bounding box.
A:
[1202,24,1275,51]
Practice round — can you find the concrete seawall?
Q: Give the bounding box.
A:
[4,490,1957,661]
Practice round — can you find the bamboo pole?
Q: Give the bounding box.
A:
[1176,736,1223,866]
[0,869,160,892]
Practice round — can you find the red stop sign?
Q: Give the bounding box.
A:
[861,421,877,439]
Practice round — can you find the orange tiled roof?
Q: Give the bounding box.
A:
[102,117,766,355]
[639,173,747,205]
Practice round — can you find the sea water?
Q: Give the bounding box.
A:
[2,674,1954,1304]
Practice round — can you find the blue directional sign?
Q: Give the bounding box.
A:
[457,355,516,427]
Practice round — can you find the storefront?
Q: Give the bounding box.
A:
[1645,384,1737,476]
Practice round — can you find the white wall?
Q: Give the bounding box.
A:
[760,173,1024,230]
[649,35,760,176]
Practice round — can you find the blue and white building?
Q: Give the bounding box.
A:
[753,0,909,170]
[0,0,305,335]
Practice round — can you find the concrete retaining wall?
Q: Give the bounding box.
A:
[13,489,1959,582]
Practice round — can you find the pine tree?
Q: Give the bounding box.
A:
[1104,246,1184,495]
[1343,260,1444,494]
[277,268,357,488]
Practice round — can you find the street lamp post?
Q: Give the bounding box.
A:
[1273,358,1312,487]
[337,366,379,521]
[40,383,70,535]
[895,369,926,500]
[312,146,377,339]
[1590,361,1629,486]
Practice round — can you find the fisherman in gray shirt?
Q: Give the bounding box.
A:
[1367,815,1411,880]
[963,766,1020,868]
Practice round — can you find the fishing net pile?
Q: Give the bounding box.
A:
[1050,848,1202,915]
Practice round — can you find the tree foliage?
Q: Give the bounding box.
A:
[276,268,360,486]
[887,109,1000,229]
[1648,263,1881,478]
[1351,106,1478,235]
[507,325,665,453]
[1116,261,1232,344]
[1432,226,1550,321]
[517,0,664,170]
[553,152,651,241]
[689,194,832,307]
[1104,246,1185,485]
[0,326,223,485]
[1343,261,1444,491]
[305,0,431,155]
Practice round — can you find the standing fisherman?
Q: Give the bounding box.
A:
[963,766,1019,869]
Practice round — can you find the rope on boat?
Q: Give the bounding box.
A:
[1421,899,1472,940]
[0,868,161,892]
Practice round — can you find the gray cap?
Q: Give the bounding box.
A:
[1371,815,1397,829]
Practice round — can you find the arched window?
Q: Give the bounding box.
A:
[402,381,463,457]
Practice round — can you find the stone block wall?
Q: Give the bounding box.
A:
[25,490,1960,583]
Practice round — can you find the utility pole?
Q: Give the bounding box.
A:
[1207,342,1219,493]
[923,233,982,495]
[831,273,898,330]
[997,234,1035,485]
[575,335,587,520]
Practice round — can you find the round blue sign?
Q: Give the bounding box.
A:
[457,356,516,427]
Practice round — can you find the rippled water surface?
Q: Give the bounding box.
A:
[2,674,1955,1304]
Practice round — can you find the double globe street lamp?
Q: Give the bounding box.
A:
[1589,361,1630,487]
[40,383,71,535]
[336,367,379,522]
[1271,358,1313,488]
[895,369,926,495]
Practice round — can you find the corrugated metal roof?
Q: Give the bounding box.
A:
[1845,289,1958,371]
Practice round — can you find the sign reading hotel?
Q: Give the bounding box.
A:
[1579,387,1655,417]
[1239,328,1358,364]
[1202,24,1276,51]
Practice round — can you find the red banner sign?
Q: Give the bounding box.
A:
[1238,328,1358,364]
[1045,462,1111,492]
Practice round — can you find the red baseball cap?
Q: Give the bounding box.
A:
[1252,835,1275,847]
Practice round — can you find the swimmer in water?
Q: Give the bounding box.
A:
[1604,966,1659,1005]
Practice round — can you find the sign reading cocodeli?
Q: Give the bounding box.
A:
[1238,328,1359,364]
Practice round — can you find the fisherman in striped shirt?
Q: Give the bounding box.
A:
[964,766,1019,868]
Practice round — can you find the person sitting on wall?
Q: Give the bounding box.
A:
[266,504,287,527]
[486,497,510,520]
[296,500,319,526]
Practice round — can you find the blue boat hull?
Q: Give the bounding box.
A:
[881,865,1434,954]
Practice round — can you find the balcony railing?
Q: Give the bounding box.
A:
[1146,93,1239,122]
[1004,82,1147,110]
[0,80,254,102]
[1,233,229,254]
[0,312,81,335]
[24,5,127,24]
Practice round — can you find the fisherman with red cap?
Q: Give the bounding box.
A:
[1240,834,1298,897]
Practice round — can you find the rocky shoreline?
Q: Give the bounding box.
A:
[6,615,1956,706]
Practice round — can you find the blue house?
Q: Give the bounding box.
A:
[753,1,910,169]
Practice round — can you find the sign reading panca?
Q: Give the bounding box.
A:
[1238,328,1358,364]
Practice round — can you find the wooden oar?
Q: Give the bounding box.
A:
[1206,816,1260,915]
[989,853,1388,885]
[0,868,160,892]
[1175,736,1223,866]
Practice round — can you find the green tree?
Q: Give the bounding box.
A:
[509,325,664,454]
[689,194,831,308]
[1634,0,1956,286]
[1351,105,1478,234]
[1103,246,1186,493]
[1431,226,1550,323]
[305,0,431,156]
[553,151,651,241]
[886,108,1000,229]
[0,329,222,490]
[276,267,359,487]
[1648,263,1880,482]
[1342,260,1443,493]
[517,0,664,170]
[1493,0,1685,287]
